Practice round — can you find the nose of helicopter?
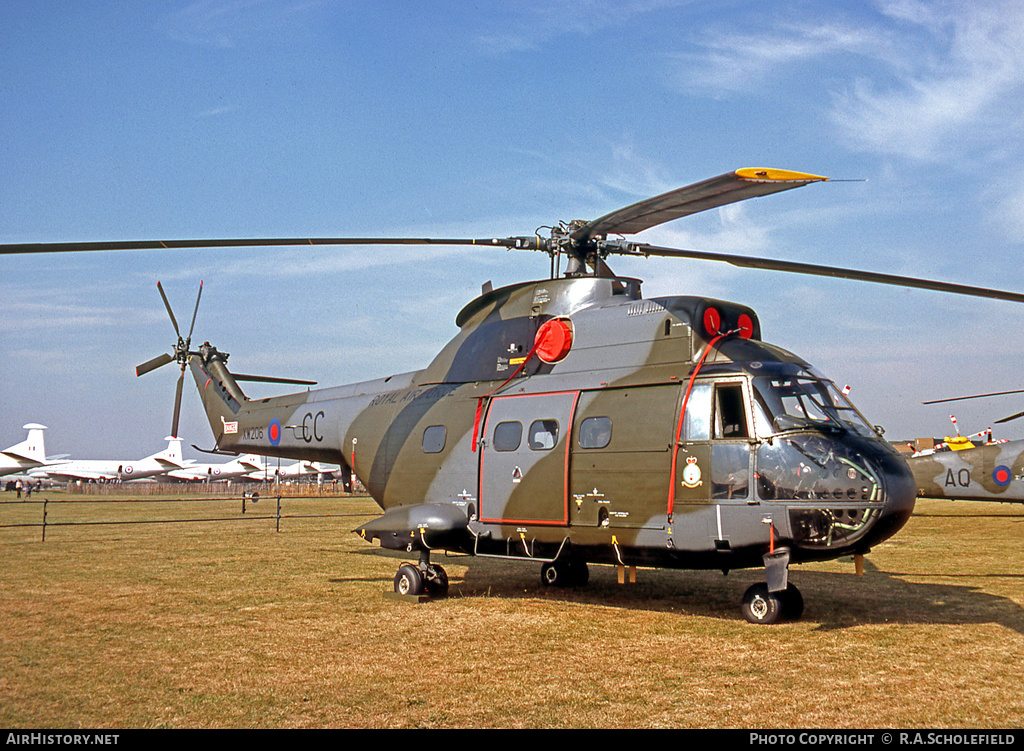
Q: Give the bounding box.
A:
[775,434,917,557]
[861,442,917,550]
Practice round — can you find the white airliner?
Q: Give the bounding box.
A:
[33,437,185,483]
[0,424,48,476]
[165,454,265,482]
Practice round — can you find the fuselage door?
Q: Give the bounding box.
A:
[569,385,678,528]
[478,391,579,525]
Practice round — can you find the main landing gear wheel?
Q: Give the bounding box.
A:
[394,563,425,596]
[393,562,449,598]
[425,564,449,598]
[778,583,803,620]
[741,582,803,624]
[540,559,589,588]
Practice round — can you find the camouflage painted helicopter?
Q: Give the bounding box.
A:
[905,392,1024,504]
[8,168,1024,624]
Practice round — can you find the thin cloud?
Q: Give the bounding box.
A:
[670,19,890,94]
[671,2,1024,162]
[831,2,1024,161]
[475,0,694,54]
[196,105,240,119]
[0,292,163,334]
[162,0,322,48]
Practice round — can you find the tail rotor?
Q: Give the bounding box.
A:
[136,280,204,438]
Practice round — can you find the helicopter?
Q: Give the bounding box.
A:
[7,167,1024,624]
[906,436,1024,504]
[903,393,1024,504]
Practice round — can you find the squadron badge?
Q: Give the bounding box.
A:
[682,456,703,488]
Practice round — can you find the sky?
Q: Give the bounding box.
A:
[4,0,1024,461]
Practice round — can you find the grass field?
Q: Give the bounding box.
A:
[1,490,1022,729]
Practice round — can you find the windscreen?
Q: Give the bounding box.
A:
[751,375,876,438]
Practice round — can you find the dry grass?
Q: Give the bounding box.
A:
[1,491,1022,729]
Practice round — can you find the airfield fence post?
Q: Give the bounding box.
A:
[276,496,281,532]
[41,499,47,542]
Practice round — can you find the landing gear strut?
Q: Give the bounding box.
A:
[393,551,449,598]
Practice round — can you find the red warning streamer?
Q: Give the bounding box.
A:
[667,332,726,518]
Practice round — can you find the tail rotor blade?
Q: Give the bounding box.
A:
[233,373,318,385]
[157,281,181,338]
[171,371,184,438]
[136,353,174,377]
[186,280,203,342]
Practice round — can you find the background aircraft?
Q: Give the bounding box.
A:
[907,431,1024,503]
[0,423,47,477]
[164,453,265,483]
[33,437,185,483]
[245,460,337,483]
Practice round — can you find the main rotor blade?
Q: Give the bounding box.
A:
[923,388,1024,405]
[136,353,174,377]
[996,410,1024,424]
[627,244,1024,304]
[0,237,519,254]
[572,168,829,245]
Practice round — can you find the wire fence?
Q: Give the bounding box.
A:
[0,489,375,542]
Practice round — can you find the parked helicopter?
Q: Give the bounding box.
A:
[905,392,1024,503]
[907,436,1024,503]
[7,168,1024,624]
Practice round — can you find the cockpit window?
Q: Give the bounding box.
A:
[752,376,876,438]
[715,384,749,439]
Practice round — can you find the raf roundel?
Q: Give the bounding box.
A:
[268,418,282,446]
[993,465,1013,487]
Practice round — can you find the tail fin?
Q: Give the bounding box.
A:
[189,349,245,449]
[149,436,185,467]
[3,423,48,464]
[239,454,264,470]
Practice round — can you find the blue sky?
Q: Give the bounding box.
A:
[3,0,1024,460]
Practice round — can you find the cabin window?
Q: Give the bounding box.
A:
[422,425,447,454]
[493,421,523,452]
[578,416,612,449]
[528,419,559,450]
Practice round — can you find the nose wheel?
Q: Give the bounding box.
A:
[741,582,803,624]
